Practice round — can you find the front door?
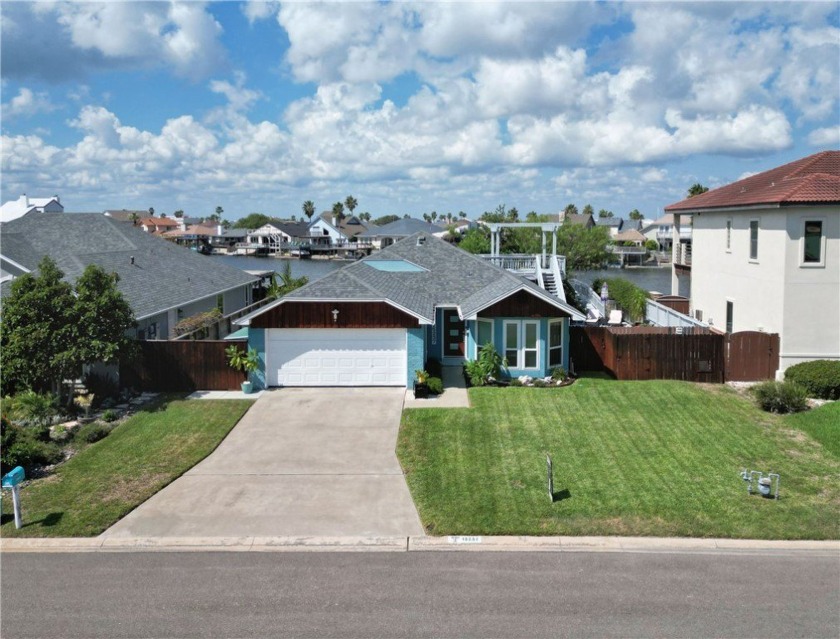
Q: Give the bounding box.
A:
[442,309,465,359]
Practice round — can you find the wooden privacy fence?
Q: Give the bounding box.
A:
[570,326,727,383]
[120,340,245,392]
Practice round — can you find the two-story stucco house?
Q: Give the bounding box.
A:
[665,151,839,376]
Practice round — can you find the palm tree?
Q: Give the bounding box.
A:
[564,203,578,216]
[628,209,643,220]
[459,211,467,219]
[331,201,345,228]
[582,204,594,216]
[302,200,315,221]
[148,207,154,216]
[687,183,709,198]
[344,195,357,219]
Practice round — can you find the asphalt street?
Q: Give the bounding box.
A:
[2,550,838,638]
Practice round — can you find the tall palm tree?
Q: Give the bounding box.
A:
[344,195,357,219]
[332,201,345,229]
[564,203,578,216]
[302,200,315,221]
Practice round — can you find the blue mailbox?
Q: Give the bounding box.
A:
[1,466,25,488]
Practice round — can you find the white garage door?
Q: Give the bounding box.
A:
[267,328,407,387]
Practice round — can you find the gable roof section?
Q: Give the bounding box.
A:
[666,151,840,212]
[358,217,445,238]
[315,213,370,238]
[238,233,585,325]
[0,213,256,319]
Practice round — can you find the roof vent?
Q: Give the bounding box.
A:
[417,236,426,246]
[130,256,135,265]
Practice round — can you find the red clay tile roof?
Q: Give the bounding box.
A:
[665,151,840,212]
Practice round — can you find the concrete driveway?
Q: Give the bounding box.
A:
[102,388,424,538]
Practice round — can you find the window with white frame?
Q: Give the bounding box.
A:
[503,320,539,369]
[548,320,563,368]
[749,220,759,260]
[803,220,824,265]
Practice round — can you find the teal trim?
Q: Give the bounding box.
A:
[248,328,267,390]
[406,328,425,389]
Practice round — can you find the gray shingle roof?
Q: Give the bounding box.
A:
[1,213,256,319]
[358,217,445,238]
[242,233,584,323]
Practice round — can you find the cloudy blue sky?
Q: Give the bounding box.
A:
[2,1,838,221]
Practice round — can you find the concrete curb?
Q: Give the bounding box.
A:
[2,535,837,555]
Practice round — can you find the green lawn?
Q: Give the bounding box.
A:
[1,397,253,537]
[785,401,840,458]
[397,377,840,539]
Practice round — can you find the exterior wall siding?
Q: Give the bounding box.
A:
[691,205,839,374]
[467,316,569,379]
[250,301,419,329]
[406,328,425,389]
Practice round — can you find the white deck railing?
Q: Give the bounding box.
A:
[646,299,707,328]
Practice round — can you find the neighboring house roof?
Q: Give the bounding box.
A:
[358,217,445,238]
[139,217,179,231]
[104,209,147,222]
[238,233,585,326]
[666,150,840,212]
[564,213,595,226]
[0,213,256,320]
[614,229,647,243]
[1,195,63,223]
[274,221,311,238]
[594,216,623,228]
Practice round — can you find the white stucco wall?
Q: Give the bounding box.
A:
[691,205,839,373]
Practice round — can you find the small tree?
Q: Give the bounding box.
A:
[628,209,644,220]
[174,209,184,218]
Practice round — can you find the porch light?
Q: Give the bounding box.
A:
[331,308,340,323]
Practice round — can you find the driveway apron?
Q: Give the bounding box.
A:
[102,388,424,538]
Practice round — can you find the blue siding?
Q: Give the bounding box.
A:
[469,316,569,380]
[406,328,425,389]
[248,328,267,390]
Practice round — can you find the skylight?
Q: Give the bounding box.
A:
[366,260,427,273]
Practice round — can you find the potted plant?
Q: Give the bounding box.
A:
[414,369,430,399]
[225,345,260,394]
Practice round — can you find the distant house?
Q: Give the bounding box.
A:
[235,232,585,389]
[593,216,624,237]
[138,216,180,234]
[308,213,371,245]
[1,213,258,340]
[664,150,839,376]
[1,194,63,223]
[357,217,446,249]
[642,213,692,252]
[554,212,595,228]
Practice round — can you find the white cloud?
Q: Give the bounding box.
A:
[1,88,58,118]
[5,2,226,81]
[808,126,840,147]
[242,1,278,25]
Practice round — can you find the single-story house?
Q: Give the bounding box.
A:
[235,232,585,389]
[1,213,258,340]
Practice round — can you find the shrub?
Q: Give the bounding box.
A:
[785,360,840,400]
[532,379,547,388]
[550,367,567,382]
[465,343,507,387]
[76,422,111,444]
[752,381,808,414]
[101,409,119,423]
[3,427,63,472]
[509,379,524,387]
[426,377,444,395]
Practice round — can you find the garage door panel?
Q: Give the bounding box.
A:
[268,329,407,387]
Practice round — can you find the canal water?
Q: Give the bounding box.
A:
[210,255,690,297]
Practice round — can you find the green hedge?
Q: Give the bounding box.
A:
[785,360,840,400]
[751,381,808,414]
